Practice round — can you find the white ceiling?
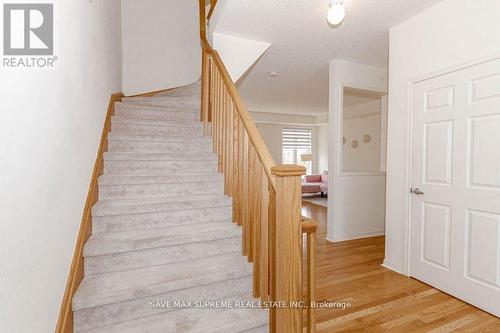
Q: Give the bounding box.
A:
[214,0,443,116]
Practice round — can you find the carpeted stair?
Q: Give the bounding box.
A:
[71,83,268,332]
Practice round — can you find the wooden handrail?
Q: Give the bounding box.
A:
[198,0,277,188]
[207,0,217,21]
[198,2,316,332]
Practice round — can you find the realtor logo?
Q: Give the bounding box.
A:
[3,3,53,56]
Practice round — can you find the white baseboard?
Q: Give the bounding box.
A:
[381,258,404,274]
[325,230,385,243]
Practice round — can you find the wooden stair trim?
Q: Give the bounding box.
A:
[55,92,123,333]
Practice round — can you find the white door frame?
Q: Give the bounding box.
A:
[402,52,500,276]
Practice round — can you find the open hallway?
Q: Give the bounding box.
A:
[301,202,500,332]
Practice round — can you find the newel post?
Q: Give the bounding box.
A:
[271,165,306,333]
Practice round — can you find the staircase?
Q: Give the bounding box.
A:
[71,84,269,332]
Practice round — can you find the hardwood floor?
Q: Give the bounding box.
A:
[301,202,500,332]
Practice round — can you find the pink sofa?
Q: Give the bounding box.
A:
[302,171,328,197]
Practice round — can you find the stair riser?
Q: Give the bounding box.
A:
[108,133,212,144]
[115,107,198,121]
[111,117,203,128]
[99,181,224,200]
[73,277,252,332]
[92,198,230,217]
[126,99,201,108]
[107,140,212,153]
[111,123,204,136]
[98,173,223,186]
[85,228,240,257]
[103,160,218,175]
[84,237,242,276]
[104,152,217,161]
[92,206,232,233]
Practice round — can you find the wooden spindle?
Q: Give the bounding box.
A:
[214,69,219,155]
[232,107,240,223]
[211,62,216,151]
[226,98,234,196]
[215,70,222,167]
[241,130,249,256]
[252,158,262,298]
[237,118,244,227]
[306,229,316,333]
[268,185,277,331]
[260,172,270,301]
[201,51,210,135]
[221,86,227,174]
[223,91,230,194]
[247,144,255,263]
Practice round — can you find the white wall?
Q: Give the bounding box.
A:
[0,1,122,332]
[328,60,387,242]
[213,33,271,83]
[254,123,284,165]
[385,0,500,274]
[316,123,329,173]
[342,100,382,172]
[343,114,381,172]
[121,0,200,96]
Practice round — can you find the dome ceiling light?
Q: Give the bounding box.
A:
[327,0,346,26]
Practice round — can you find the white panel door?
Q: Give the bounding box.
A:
[411,58,500,316]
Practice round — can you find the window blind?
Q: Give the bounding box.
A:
[282,128,312,149]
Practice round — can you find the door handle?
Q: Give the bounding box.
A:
[411,187,424,195]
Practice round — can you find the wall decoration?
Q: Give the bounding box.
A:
[342,136,347,145]
[351,140,359,149]
[363,134,371,143]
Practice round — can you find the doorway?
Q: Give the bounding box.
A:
[328,85,388,242]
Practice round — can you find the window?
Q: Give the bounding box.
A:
[282,128,312,174]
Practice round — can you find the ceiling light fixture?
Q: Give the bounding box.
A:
[269,71,278,77]
[327,0,345,26]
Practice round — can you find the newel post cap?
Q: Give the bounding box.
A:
[271,165,306,177]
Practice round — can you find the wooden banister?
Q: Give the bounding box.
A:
[198,1,316,332]
[198,1,276,187]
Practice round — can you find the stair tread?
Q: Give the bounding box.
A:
[98,174,223,185]
[116,101,199,113]
[103,151,217,161]
[108,132,211,143]
[79,290,267,333]
[83,221,240,257]
[73,276,252,331]
[91,194,231,216]
[84,236,242,276]
[91,205,232,234]
[72,253,252,310]
[122,95,201,103]
[111,115,203,127]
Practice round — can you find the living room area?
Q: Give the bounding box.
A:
[252,111,329,208]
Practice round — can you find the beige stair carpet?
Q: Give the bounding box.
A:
[72,83,268,332]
